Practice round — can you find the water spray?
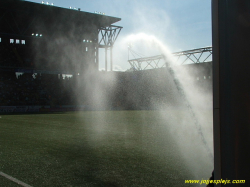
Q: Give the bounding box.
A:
[162,54,214,162]
[122,33,213,162]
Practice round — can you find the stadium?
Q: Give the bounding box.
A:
[0,0,215,186]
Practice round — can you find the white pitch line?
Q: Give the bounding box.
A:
[0,171,33,187]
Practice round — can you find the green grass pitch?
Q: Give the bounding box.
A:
[0,111,197,187]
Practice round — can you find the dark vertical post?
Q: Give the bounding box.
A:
[212,0,250,185]
[211,0,221,183]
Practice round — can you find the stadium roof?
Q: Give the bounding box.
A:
[0,0,121,37]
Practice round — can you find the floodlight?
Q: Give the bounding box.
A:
[69,6,72,9]
[90,40,92,43]
[103,13,105,15]
[46,2,49,5]
[51,3,54,6]
[87,40,89,42]
[40,34,43,37]
[36,34,39,36]
[41,1,44,4]
[32,33,34,36]
[83,39,85,42]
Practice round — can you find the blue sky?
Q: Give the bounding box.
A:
[27,0,212,71]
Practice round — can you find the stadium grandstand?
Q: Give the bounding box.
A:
[0,0,123,111]
[0,0,212,113]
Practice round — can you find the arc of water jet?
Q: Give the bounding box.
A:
[163,55,214,162]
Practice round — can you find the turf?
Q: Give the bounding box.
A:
[0,111,195,187]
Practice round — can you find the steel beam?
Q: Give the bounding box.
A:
[128,47,212,71]
[98,25,122,71]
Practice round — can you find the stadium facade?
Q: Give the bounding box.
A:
[0,0,122,73]
[0,0,212,113]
